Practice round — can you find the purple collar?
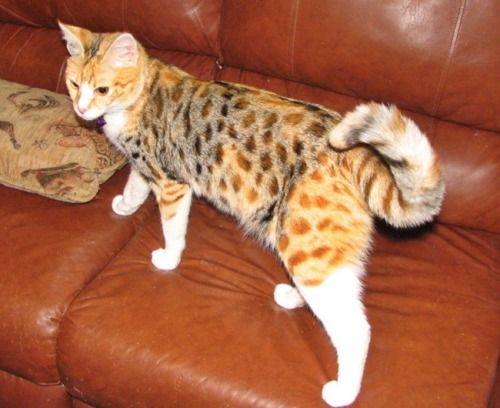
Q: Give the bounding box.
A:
[96,116,107,128]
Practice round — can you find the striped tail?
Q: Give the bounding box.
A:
[329,103,445,228]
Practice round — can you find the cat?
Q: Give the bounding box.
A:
[59,22,445,407]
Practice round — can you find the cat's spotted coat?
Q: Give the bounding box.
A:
[59,22,445,407]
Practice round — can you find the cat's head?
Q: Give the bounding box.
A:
[59,22,146,121]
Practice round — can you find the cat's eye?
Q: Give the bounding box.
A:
[70,80,79,89]
[96,86,109,95]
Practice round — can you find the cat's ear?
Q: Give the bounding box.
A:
[58,21,85,57]
[103,33,139,68]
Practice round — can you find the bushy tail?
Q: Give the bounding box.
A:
[329,103,445,228]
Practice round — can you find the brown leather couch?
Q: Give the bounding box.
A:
[0,1,498,407]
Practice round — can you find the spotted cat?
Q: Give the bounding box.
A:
[59,22,445,407]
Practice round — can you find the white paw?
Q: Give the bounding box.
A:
[273,283,306,309]
[322,380,359,407]
[151,247,182,271]
[112,194,139,216]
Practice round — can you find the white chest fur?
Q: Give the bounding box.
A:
[103,111,127,151]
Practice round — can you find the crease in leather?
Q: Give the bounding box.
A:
[288,0,300,79]
[60,0,79,27]
[189,1,215,54]
[431,0,467,117]
[0,3,41,27]
[121,0,128,30]
[8,27,34,71]
[55,204,159,384]
[55,59,66,94]
[2,24,23,55]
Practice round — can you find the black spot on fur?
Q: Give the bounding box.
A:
[263,130,273,144]
[245,135,256,152]
[269,176,279,196]
[195,135,202,155]
[86,34,103,58]
[298,160,307,174]
[213,80,232,89]
[183,100,192,138]
[255,173,263,186]
[152,80,164,116]
[205,123,213,141]
[264,112,278,129]
[260,152,272,171]
[215,144,224,164]
[293,139,304,155]
[217,120,225,132]
[196,163,202,175]
[305,104,321,112]
[261,201,277,223]
[221,104,228,116]
[276,143,287,163]
[308,121,327,138]
[234,98,249,110]
[228,124,238,139]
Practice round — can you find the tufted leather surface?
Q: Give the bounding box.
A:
[0,370,72,408]
[56,200,499,408]
[0,169,156,383]
[220,0,500,132]
[0,0,498,407]
[0,0,222,56]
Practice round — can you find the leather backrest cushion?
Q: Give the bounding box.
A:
[220,0,500,132]
[0,0,222,57]
[1,0,498,232]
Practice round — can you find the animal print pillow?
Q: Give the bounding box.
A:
[0,79,125,202]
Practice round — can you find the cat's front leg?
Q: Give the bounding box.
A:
[151,182,192,271]
[112,167,151,216]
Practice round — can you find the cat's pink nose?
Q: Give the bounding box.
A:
[77,104,88,114]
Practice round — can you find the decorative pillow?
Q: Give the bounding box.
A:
[0,79,126,202]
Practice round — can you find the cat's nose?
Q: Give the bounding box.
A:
[77,104,88,115]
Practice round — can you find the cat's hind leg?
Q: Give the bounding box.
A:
[112,167,151,216]
[296,265,370,407]
[277,166,373,407]
[151,181,192,271]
